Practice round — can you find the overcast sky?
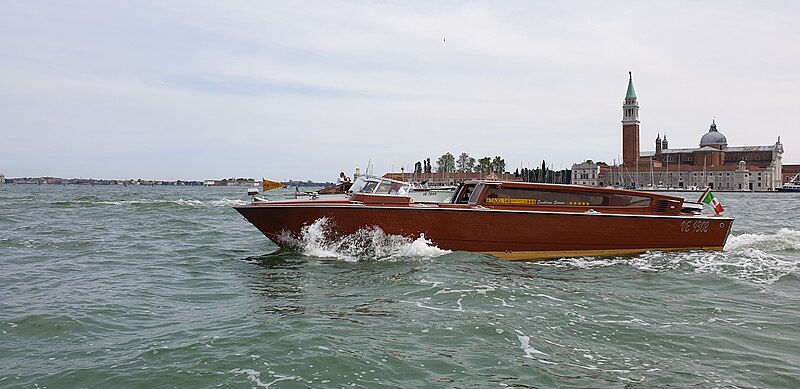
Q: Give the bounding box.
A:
[1,1,798,181]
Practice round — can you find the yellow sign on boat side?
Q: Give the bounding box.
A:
[485,198,591,206]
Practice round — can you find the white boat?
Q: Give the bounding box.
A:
[409,182,458,203]
[293,175,455,203]
[777,173,800,192]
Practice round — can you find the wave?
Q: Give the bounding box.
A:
[49,198,247,207]
[725,228,800,252]
[281,218,451,262]
[229,367,307,387]
[173,198,247,207]
[541,229,800,285]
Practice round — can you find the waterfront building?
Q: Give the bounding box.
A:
[782,164,800,184]
[571,162,601,186]
[202,178,257,187]
[0,173,5,184]
[577,73,786,191]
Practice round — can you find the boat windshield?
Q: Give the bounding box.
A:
[349,176,412,195]
[349,176,372,193]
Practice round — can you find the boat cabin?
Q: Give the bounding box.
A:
[451,181,691,215]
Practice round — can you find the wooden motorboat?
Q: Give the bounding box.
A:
[235,181,734,261]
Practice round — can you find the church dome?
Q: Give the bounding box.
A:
[699,120,727,147]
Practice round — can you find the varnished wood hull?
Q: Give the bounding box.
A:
[235,202,733,260]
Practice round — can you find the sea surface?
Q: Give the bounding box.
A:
[1,184,798,388]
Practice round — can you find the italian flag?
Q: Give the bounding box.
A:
[700,188,724,214]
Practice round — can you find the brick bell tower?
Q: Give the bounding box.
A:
[622,72,640,167]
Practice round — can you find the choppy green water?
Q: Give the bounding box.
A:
[1,185,798,388]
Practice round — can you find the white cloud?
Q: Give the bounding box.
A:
[1,1,798,180]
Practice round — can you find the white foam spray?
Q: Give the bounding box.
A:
[97,198,246,207]
[541,229,800,285]
[286,218,450,262]
[725,228,800,252]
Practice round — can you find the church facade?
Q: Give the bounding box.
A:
[578,73,785,191]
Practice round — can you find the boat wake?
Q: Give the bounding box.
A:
[51,197,247,207]
[102,198,247,207]
[725,228,800,252]
[280,218,451,262]
[543,228,800,285]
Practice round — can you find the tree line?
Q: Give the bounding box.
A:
[514,160,571,184]
[411,153,572,184]
[413,152,506,174]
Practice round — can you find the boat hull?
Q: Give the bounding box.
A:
[235,203,733,260]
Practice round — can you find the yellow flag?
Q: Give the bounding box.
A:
[262,179,285,192]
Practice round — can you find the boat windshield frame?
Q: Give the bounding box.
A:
[349,175,412,195]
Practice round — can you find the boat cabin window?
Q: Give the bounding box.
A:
[349,176,371,193]
[482,186,652,207]
[387,182,410,194]
[376,180,394,194]
[606,194,651,207]
[360,180,379,193]
[468,183,486,204]
[453,183,476,204]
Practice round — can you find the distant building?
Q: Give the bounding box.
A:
[571,162,601,186]
[592,73,785,191]
[0,173,5,184]
[203,178,257,187]
[782,164,800,184]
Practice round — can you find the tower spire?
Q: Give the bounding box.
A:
[622,72,641,167]
[626,71,637,100]
[655,132,662,154]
